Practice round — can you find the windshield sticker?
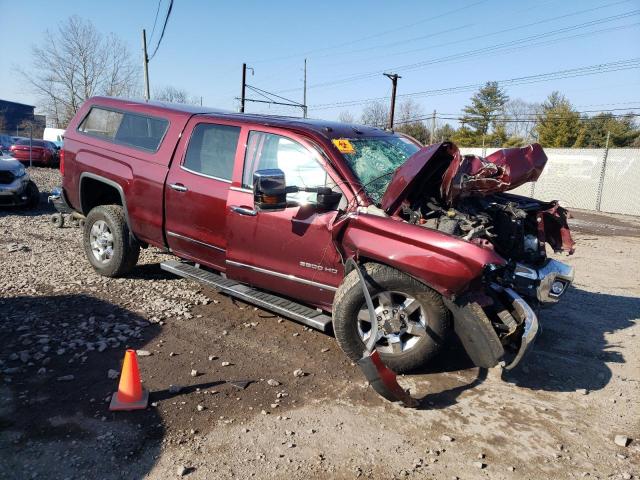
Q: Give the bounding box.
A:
[332,138,355,154]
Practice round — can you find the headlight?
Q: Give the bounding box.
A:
[14,167,27,178]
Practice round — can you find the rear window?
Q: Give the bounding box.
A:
[183,123,240,181]
[77,106,169,152]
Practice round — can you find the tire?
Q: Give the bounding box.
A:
[333,262,450,373]
[25,181,40,209]
[50,213,64,228]
[83,205,140,277]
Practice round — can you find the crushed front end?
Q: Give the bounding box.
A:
[380,142,575,370]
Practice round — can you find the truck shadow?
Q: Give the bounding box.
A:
[501,286,639,393]
[405,286,638,407]
[0,294,164,480]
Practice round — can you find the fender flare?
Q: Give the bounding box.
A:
[78,172,133,230]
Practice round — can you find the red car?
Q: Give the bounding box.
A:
[10,139,57,166]
[59,97,575,380]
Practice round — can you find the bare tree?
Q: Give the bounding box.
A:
[21,16,139,128]
[396,98,423,125]
[338,110,355,123]
[360,101,389,128]
[504,98,541,142]
[154,86,198,104]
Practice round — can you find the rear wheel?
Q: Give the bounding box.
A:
[333,262,450,373]
[83,205,140,277]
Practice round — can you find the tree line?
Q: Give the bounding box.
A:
[345,82,640,148]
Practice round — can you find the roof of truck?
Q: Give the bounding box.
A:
[88,96,393,140]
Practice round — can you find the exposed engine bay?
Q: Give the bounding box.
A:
[383,142,576,268]
[402,192,571,266]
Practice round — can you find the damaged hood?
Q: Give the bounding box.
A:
[380,142,548,214]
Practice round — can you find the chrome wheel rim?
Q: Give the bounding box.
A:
[89,220,114,264]
[357,291,428,355]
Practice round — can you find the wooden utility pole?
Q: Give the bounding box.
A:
[383,73,400,129]
[430,110,436,144]
[142,29,150,101]
[240,63,247,113]
[303,58,308,118]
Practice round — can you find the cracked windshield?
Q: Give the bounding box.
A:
[340,136,420,203]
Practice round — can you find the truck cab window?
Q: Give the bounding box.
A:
[183,123,241,181]
[242,131,328,204]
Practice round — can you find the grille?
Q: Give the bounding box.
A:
[0,171,15,184]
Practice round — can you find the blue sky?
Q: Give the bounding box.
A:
[2,0,639,123]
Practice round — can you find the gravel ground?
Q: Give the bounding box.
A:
[0,167,638,480]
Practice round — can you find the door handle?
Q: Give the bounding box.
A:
[230,205,257,216]
[169,183,188,192]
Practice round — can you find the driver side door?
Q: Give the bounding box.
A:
[225,128,344,310]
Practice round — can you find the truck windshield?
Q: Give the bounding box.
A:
[339,136,420,204]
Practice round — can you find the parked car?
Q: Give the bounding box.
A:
[59,96,575,376]
[0,153,40,208]
[44,140,61,162]
[9,139,57,166]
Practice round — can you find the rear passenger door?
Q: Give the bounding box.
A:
[164,118,241,270]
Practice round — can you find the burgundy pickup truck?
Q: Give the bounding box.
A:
[59,96,575,374]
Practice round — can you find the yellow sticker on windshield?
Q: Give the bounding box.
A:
[332,138,355,154]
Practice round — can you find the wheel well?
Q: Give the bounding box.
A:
[345,256,445,297]
[80,177,123,215]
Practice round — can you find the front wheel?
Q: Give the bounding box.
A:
[83,205,140,277]
[333,263,451,373]
[24,181,40,209]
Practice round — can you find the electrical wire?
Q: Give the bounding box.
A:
[276,9,640,94]
[308,0,633,63]
[247,0,489,64]
[148,0,163,44]
[148,0,173,61]
[309,58,640,111]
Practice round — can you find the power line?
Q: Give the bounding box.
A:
[391,112,640,127]
[309,58,640,111]
[307,0,633,64]
[148,0,163,44]
[277,9,640,94]
[148,0,173,61]
[247,0,489,65]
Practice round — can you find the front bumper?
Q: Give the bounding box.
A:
[0,176,30,206]
[502,287,539,370]
[513,259,575,303]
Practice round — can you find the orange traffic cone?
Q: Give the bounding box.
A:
[109,349,149,411]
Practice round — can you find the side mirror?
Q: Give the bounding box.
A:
[253,168,287,211]
[316,187,342,210]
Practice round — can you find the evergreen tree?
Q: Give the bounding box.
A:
[574,113,639,147]
[461,81,509,139]
[535,92,581,147]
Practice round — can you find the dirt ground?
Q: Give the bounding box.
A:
[0,168,638,480]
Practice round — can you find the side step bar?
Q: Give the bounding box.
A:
[160,260,332,332]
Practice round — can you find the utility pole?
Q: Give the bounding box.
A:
[142,29,150,101]
[240,63,247,113]
[303,58,308,118]
[383,73,400,129]
[430,110,436,144]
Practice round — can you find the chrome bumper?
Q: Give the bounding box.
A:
[503,287,539,370]
[514,259,575,303]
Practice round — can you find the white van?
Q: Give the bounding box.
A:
[43,127,66,147]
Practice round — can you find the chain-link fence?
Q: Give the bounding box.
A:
[459,147,640,216]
